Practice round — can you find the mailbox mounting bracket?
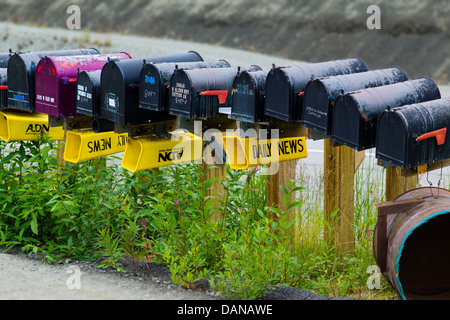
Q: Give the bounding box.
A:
[115,120,177,139]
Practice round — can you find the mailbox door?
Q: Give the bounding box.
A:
[168,69,195,118]
[7,54,31,112]
[231,69,268,123]
[100,60,127,125]
[34,58,60,116]
[265,67,296,122]
[76,70,101,117]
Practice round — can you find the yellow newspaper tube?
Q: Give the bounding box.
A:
[121,132,203,173]
[0,111,64,142]
[223,136,308,170]
[64,130,128,163]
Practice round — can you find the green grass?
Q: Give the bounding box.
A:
[0,137,422,300]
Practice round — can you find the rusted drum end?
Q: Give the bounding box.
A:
[374,187,450,300]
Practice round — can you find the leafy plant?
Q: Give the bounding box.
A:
[0,136,401,300]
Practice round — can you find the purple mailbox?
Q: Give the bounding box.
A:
[35,53,132,117]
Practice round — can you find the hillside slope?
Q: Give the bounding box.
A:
[0,0,448,81]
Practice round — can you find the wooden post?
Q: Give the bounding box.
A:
[56,128,67,172]
[202,130,228,222]
[264,123,309,212]
[177,116,236,222]
[323,139,356,253]
[385,166,417,201]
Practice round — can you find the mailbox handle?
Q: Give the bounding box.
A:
[417,128,447,146]
[200,90,228,104]
[0,85,7,90]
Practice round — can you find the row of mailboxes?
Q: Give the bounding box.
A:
[168,65,262,119]
[97,51,204,127]
[76,59,231,130]
[6,49,101,113]
[35,53,133,118]
[301,68,410,135]
[138,60,231,112]
[1,48,448,170]
[264,58,369,122]
[331,78,442,151]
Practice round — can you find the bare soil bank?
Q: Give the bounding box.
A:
[0,0,448,82]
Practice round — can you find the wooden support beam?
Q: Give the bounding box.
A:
[176,116,237,222]
[324,139,355,253]
[56,129,67,172]
[355,150,366,172]
[401,159,450,178]
[114,119,177,138]
[63,116,93,131]
[385,166,417,201]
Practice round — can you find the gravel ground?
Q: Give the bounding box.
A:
[0,22,447,301]
[0,246,360,300]
[0,249,217,300]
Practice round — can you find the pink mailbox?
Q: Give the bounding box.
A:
[35,53,132,117]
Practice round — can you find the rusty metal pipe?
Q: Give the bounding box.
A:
[374,187,450,300]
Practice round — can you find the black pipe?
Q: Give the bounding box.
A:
[92,118,115,133]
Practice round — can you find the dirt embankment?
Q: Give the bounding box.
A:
[0,0,448,82]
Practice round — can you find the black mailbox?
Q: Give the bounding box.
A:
[0,68,7,110]
[6,48,100,112]
[139,60,231,112]
[231,67,269,123]
[302,68,409,135]
[376,97,450,169]
[331,78,441,151]
[0,53,10,68]
[99,51,204,127]
[264,58,368,122]
[76,70,101,117]
[169,66,261,119]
